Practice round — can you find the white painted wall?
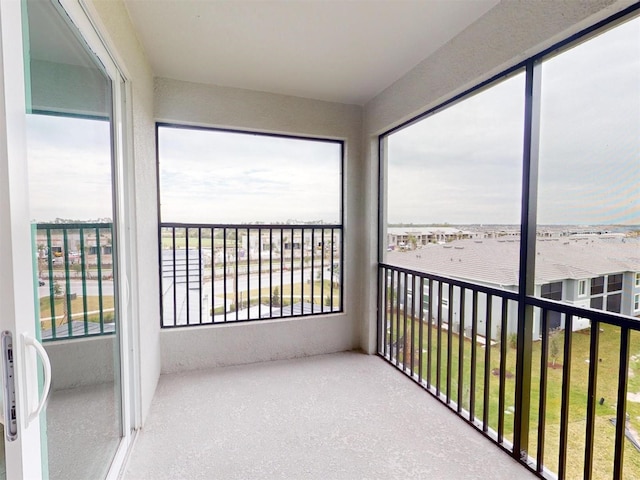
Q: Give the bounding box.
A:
[44,337,114,390]
[360,0,639,354]
[87,0,160,425]
[155,78,364,372]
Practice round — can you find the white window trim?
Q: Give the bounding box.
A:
[578,279,587,297]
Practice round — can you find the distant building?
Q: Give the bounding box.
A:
[387,236,640,340]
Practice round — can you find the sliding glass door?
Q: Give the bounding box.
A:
[0,0,133,478]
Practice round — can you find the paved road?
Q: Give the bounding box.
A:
[38,279,114,298]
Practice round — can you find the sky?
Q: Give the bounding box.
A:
[158,127,342,224]
[27,114,113,222]
[25,15,638,227]
[386,16,639,226]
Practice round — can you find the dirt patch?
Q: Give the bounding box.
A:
[547,362,563,369]
[491,368,514,379]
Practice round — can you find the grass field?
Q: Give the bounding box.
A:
[385,314,640,478]
[39,295,115,330]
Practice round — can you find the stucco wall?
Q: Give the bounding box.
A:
[88,0,160,426]
[44,336,114,390]
[155,78,364,372]
[360,0,639,354]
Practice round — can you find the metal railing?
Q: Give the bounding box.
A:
[378,263,640,479]
[160,223,343,327]
[35,223,115,341]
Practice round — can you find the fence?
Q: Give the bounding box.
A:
[35,223,115,341]
[378,263,640,479]
[160,223,343,327]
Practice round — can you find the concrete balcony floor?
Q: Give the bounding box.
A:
[124,352,536,479]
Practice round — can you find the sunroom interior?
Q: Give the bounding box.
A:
[2,0,639,479]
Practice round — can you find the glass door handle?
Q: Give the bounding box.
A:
[22,333,52,426]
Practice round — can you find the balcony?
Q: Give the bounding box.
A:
[123,352,535,479]
[4,1,638,479]
[36,224,640,479]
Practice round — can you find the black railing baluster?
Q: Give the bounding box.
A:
[290,228,294,315]
[498,298,508,443]
[436,280,442,396]
[410,274,416,377]
[280,228,284,318]
[446,283,453,404]
[259,228,262,319]
[613,326,630,480]
[558,314,573,479]
[391,270,397,364]
[537,308,549,473]
[172,227,177,326]
[80,227,88,335]
[457,288,465,414]
[301,228,305,314]
[427,278,433,389]
[583,319,600,480]
[311,229,315,314]
[215,227,218,323]
[198,228,202,324]
[223,228,228,323]
[235,227,239,322]
[246,228,250,316]
[321,229,325,313]
[402,272,408,370]
[483,294,492,432]
[185,228,190,325]
[331,228,335,312]
[470,290,478,423]
[419,276,424,384]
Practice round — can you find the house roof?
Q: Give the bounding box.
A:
[386,236,640,286]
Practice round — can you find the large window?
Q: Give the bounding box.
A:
[378,10,640,480]
[382,72,525,287]
[157,125,343,326]
[381,14,639,320]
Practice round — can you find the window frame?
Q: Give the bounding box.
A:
[155,123,346,326]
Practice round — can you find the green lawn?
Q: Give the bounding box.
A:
[385,313,640,478]
[39,295,115,329]
[215,280,341,311]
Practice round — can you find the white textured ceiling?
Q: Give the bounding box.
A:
[123,0,499,105]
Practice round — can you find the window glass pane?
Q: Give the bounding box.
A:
[591,276,604,295]
[578,280,586,296]
[157,126,343,325]
[607,274,623,292]
[23,0,122,477]
[606,293,622,313]
[590,296,603,310]
[383,72,525,288]
[541,282,563,300]
[158,127,341,224]
[536,16,640,321]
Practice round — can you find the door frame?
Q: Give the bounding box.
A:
[57,0,141,476]
[0,0,46,477]
[0,0,140,477]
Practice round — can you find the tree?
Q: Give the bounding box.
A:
[549,334,560,367]
[272,286,281,307]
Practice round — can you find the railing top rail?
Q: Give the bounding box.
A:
[160,222,343,229]
[525,294,640,330]
[379,262,520,301]
[36,222,113,230]
[380,262,640,331]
